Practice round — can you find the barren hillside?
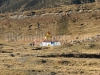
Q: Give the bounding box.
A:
[0,0,97,13]
[0,2,100,75]
[0,2,100,41]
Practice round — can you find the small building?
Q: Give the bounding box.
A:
[39,31,61,46]
[40,40,61,46]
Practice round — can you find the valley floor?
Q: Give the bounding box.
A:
[0,41,100,75]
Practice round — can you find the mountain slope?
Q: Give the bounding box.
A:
[0,0,96,13]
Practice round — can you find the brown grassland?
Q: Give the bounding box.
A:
[0,2,100,75]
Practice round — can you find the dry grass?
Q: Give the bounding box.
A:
[0,45,100,75]
[0,2,100,75]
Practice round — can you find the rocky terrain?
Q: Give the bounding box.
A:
[0,0,97,13]
[0,1,100,75]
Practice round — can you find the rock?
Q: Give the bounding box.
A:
[0,43,3,46]
[50,72,57,75]
[41,60,47,63]
[9,53,15,57]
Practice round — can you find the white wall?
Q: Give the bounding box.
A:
[40,42,60,46]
